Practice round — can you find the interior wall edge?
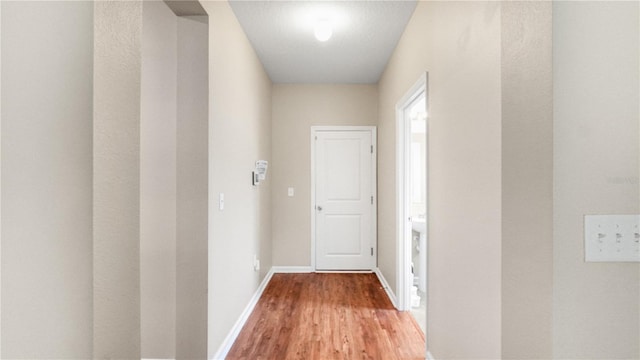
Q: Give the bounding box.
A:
[93,1,143,357]
[500,1,553,359]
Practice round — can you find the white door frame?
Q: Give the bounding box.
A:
[310,126,377,271]
[395,73,428,323]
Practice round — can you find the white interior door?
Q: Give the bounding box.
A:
[314,128,376,271]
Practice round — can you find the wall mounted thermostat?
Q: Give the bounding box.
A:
[252,160,268,186]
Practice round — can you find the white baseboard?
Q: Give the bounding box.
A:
[210,267,275,360]
[374,267,398,309]
[271,266,314,273]
[427,350,435,360]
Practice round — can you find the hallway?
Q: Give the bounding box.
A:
[1,1,638,359]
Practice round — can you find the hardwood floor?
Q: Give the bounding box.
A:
[227,273,426,360]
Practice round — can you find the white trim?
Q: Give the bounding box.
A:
[142,358,176,360]
[395,93,408,311]
[310,126,377,272]
[427,351,435,360]
[315,270,372,274]
[210,267,275,360]
[271,266,314,273]
[310,129,316,271]
[396,73,429,346]
[374,267,398,309]
[311,125,376,132]
[396,73,428,312]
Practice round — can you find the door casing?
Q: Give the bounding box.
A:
[310,126,377,271]
[395,72,428,342]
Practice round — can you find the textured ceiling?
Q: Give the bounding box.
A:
[228,1,418,84]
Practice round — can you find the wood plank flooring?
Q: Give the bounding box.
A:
[227,273,426,360]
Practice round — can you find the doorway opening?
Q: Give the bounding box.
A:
[396,73,428,338]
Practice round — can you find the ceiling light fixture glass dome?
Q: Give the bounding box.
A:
[314,19,332,42]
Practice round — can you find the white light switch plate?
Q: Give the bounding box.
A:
[287,187,294,197]
[585,214,640,262]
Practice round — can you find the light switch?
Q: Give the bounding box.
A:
[219,193,224,211]
[585,214,640,262]
[253,254,260,271]
[287,187,295,197]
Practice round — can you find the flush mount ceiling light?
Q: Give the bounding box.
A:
[295,6,345,43]
[314,18,333,42]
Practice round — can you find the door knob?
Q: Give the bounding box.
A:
[317,205,323,211]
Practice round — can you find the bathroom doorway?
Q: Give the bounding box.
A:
[396,73,427,337]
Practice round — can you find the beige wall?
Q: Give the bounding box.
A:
[141,1,177,357]
[2,3,207,358]
[553,2,640,358]
[141,5,209,359]
[1,2,94,357]
[202,1,273,355]
[378,2,502,358]
[271,84,378,267]
[93,1,143,358]
[501,2,553,359]
[176,15,209,360]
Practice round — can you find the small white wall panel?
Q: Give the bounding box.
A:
[584,215,640,262]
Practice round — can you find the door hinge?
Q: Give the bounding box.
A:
[370,145,373,154]
[371,195,374,204]
[371,247,374,256]
[315,136,317,140]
